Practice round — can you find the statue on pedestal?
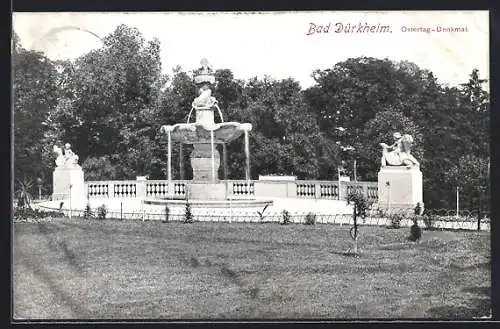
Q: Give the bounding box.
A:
[52,143,84,201]
[53,145,66,167]
[192,58,218,110]
[53,143,79,167]
[380,132,419,169]
[64,143,79,165]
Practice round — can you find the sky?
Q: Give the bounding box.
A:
[12,11,489,90]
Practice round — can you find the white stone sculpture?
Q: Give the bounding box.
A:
[63,143,79,166]
[53,143,79,167]
[380,132,419,169]
[53,145,66,167]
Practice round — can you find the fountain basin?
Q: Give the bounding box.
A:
[166,122,252,144]
[142,198,273,209]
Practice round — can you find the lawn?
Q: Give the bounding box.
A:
[13,218,491,320]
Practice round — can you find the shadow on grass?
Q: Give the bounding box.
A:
[427,286,491,319]
[184,255,262,301]
[462,286,490,296]
[329,250,361,258]
[15,248,91,319]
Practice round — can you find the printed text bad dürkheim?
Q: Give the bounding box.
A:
[306,22,469,35]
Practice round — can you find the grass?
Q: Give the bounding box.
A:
[13,218,490,320]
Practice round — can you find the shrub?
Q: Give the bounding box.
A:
[422,214,434,229]
[13,207,64,222]
[414,203,423,215]
[83,203,94,219]
[184,202,194,223]
[387,213,403,229]
[15,178,33,210]
[347,191,369,218]
[257,204,269,223]
[281,210,291,225]
[304,212,316,225]
[97,204,107,220]
[163,205,170,223]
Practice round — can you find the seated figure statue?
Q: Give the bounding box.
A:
[380,132,419,169]
[53,145,66,167]
[63,143,79,166]
[192,84,217,109]
[192,58,217,110]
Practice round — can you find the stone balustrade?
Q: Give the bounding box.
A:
[84,179,378,201]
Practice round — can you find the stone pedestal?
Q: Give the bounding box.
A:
[187,182,226,200]
[190,144,220,181]
[52,165,85,201]
[378,166,423,212]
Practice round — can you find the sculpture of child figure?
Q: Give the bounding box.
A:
[380,132,419,169]
[192,58,218,110]
[53,145,66,167]
[53,143,79,167]
[192,84,218,109]
[64,143,79,166]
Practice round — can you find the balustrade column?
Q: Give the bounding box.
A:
[315,183,321,199]
[167,130,172,198]
[338,181,342,201]
[211,129,215,183]
[244,130,250,182]
[362,183,368,200]
[136,180,146,198]
[179,143,184,180]
[108,183,114,198]
[222,143,228,181]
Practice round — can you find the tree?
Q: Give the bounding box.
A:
[13,35,59,195]
[305,58,490,209]
[355,110,424,181]
[44,25,166,180]
[305,57,413,146]
[460,68,489,113]
[445,155,490,211]
[150,67,196,180]
[225,77,329,179]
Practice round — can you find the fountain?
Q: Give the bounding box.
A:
[145,59,272,208]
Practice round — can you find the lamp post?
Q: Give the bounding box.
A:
[353,159,357,182]
[339,144,356,181]
[69,183,73,220]
[335,127,357,200]
[36,177,43,201]
[386,181,391,213]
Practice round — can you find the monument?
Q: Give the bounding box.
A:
[52,143,85,201]
[377,132,423,212]
[158,58,265,204]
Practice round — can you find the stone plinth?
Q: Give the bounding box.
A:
[378,166,423,211]
[196,108,215,124]
[52,165,85,201]
[187,182,226,200]
[191,144,220,181]
[258,175,296,181]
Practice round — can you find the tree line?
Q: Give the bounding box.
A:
[13,25,490,210]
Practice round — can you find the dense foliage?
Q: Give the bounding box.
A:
[13,25,489,210]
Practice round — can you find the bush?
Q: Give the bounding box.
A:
[422,214,434,229]
[97,204,107,220]
[184,202,194,224]
[414,203,423,215]
[83,203,94,219]
[257,204,269,223]
[387,213,403,229]
[347,191,369,218]
[281,210,291,225]
[304,212,316,225]
[163,205,170,223]
[13,207,64,221]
